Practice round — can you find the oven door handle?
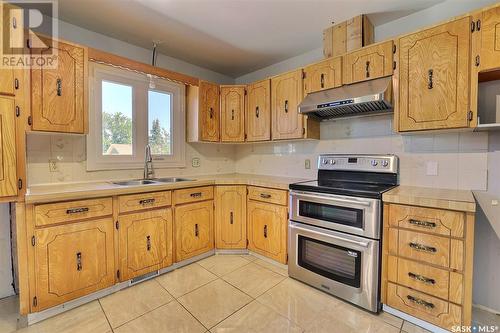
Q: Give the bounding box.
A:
[294,192,372,207]
[290,223,370,248]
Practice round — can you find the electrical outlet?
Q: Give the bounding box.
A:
[49,159,59,172]
[305,159,311,169]
[192,157,201,168]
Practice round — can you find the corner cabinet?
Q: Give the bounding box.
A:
[303,56,342,94]
[215,186,247,249]
[395,17,472,132]
[246,79,271,142]
[220,85,245,142]
[31,39,88,134]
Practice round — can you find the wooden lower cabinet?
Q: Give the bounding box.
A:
[215,186,247,249]
[175,200,214,261]
[118,208,173,281]
[247,200,287,264]
[33,218,115,311]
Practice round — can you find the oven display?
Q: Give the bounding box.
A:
[348,158,357,164]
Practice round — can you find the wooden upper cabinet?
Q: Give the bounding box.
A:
[303,57,342,95]
[343,40,394,84]
[199,81,220,142]
[118,208,173,281]
[0,96,18,198]
[33,218,115,311]
[271,69,305,140]
[476,5,500,72]
[215,186,247,249]
[246,79,271,142]
[0,68,15,96]
[220,85,245,142]
[397,17,471,132]
[31,39,88,134]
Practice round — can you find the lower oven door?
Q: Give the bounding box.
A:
[288,221,380,312]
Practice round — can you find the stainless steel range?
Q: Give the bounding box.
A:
[288,154,399,312]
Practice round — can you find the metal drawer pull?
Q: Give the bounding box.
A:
[409,219,436,228]
[264,225,268,238]
[365,61,370,78]
[408,272,436,285]
[190,192,202,198]
[66,207,89,214]
[406,295,435,309]
[260,193,272,199]
[230,211,234,224]
[255,106,259,118]
[56,78,62,96]
[146,235,151,251]
[409,242,437,253]
[427,69,433,89]
[231,109,235,120]
[195,224,199,237]
[284,100,289,113]
[320,73,325,88]
[76,252,82,271]
[209,107,214,119]
[139,198,155,205]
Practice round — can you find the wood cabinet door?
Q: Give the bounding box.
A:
[343,40,393,84]
[247,201,287,264]
[34,218,115,311]
[118,208,173,281]
[398,17,471,131]
[478,5,500,71]
[199,81,220,142]
[220,86,245,142]
[0,96,17,198]
[215,186,246,249]
[271,70,304,140]
[0,68,15,96]
[246,79,271,142]
[303,57,342,94]
[31,39,87,133]
[175,201,214,261]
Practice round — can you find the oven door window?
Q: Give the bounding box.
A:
[298,235,361,288]
[298,200,363,229]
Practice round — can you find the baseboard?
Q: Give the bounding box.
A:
[382,304,450,333]
[473,303,500,316]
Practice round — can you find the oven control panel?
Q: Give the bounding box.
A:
[318,154,398,173]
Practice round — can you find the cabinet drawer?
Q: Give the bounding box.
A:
[247,186,287,206]
[388,256,463,304]
[118,191,172,213]
[174,186,214,205]
[389,204,464,238]
[388,228,463,270]
[386,282,462,329]
[35,197,113,227]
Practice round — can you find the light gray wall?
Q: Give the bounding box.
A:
[0,204,13,298]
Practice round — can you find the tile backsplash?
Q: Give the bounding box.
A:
[26,115,490,191]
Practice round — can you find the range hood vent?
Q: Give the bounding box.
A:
[299,76,393,120]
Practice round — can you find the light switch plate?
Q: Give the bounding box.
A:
[305,159,311,169]
[192,157,201,168]
[426,161,438,176]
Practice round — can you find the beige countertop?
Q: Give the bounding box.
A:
[383,185,476,213]
[25,173,307,204]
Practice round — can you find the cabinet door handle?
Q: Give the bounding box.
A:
[12,16,17,29]
[255,106,260,118]
[263,225,268,238]
[139,198,155,205]
[408,272,436,285]
[365,61,370,78]
[409,242,437,253]
[195,224,199,237]
[230,211,234,224]
[231,109,235,120]
[190,192,202,198]
[66,207,89,214]
[428,69,433,89]
[260,193,271,199]
[56,78,62,96]
[320,73,325,88]
[284,100,289,113]
[14,78,19,90]
[76,252,82,271]
[408,219,436,229]
[209,107,214,119]
[146,235,151,251]
[406,295,435,309]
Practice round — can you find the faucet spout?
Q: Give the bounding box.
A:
[144,144,154,179]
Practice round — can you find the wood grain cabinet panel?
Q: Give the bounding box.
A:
[247,200,287,264]
[247,186,287,206]
[118,208,173,281]
[342,40,393,84]
[215,186,247,249]
[303,57,342,94]
[174,201,214,261]
[0,68,15,96]
[173,186,214,205]
[33,218,115,311]
[246,79,271,142]
[199,81,220,142]
[477,5,500,71]
[118,191,172,214]
[220,85,245,142]
[0,96,18,198]
[397,17,471,131]
[31,39,87,133]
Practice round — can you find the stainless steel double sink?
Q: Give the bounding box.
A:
[111,177,194,186]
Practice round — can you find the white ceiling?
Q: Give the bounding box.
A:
[58,0,443,78]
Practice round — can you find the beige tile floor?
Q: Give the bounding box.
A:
[5,253,496,333]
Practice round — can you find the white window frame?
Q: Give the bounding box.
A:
[87,63,185,171]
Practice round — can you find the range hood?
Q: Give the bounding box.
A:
[299,76,393,120]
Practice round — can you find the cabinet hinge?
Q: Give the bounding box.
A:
[27,38,32,48]
[244,133,247,140]
[15,106,20,117]
[27,116,32,126]
[116,270,120,279]
[475,55,480,67]
[476,19,481,31]
[468,111,474,122]
[244,89,247,96]
[393,61,396,70]
[302,71,306,79]
[246,188,249,195]
[14,78,19,90]
[32,296,37,307]
[302,128,306,135]
[286,254,288,262]
[471,21,476,32]
[115,221,119,229]
[392,44,396,54]
[246,239,249,246]
[31,236,35,247]
[18,178,22,190]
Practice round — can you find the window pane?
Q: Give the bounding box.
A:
[102,81,133,155]
[148,90,172,155]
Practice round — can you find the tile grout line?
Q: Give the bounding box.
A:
[97,299,115,333]
[175,297,213,332]
[110,298,176,331]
